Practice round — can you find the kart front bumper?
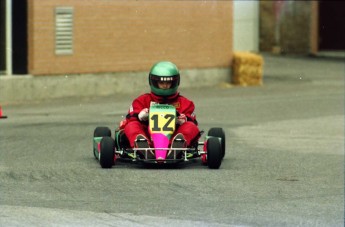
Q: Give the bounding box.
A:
[116,147,205,163]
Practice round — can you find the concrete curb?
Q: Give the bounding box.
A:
[0,67,231,105]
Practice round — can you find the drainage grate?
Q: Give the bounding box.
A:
[55,7,74,55]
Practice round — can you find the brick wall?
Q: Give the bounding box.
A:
[28,0,233,75]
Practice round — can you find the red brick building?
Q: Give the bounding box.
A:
[1,0,233,75]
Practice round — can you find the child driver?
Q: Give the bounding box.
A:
[120,61,200,158]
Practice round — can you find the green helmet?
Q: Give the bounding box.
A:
[149,61,180,96]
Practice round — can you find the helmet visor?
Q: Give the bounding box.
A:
[150,74,179,89]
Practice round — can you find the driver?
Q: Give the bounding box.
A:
[119,61,200,157]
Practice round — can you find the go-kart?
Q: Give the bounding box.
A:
[93,104,225,169]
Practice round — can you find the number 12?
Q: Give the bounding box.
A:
[150,114,175,132]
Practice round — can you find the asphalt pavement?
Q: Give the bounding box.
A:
[0,54,344,226]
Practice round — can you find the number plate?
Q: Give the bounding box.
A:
[149,104,176,138]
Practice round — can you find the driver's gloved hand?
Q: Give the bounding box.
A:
[177,114,187,125]
[138,108,149,121]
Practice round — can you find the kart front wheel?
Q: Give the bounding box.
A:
[100,136,115,168]
[94,127,111,137]
[93,127,112,159]
[207,137,222,169]
[207,127,226,159]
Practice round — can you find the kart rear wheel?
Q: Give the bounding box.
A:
[207,137,222,169]
[100,136,115,168]
[93,127,111,159]
[208,127,225,159]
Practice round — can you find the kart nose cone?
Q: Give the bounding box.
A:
[151,133,169,160]
[155,149,167,160]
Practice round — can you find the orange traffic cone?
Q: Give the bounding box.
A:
[0,106,8,119]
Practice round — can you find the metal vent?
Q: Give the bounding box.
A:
[55,7,74,55]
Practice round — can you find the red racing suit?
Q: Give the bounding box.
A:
[121,92,200,148]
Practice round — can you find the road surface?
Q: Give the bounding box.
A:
[1,55,344,226]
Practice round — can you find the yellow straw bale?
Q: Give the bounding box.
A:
[232,52,264,86]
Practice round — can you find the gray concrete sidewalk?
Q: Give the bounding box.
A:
[0,53,343,105]
[0,67,230,105]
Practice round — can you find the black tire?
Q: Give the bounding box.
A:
[208,127,226,159]
[93,127,111,159]
[94,127,111,137]
[207,137,222,169]
[100,136,115,168]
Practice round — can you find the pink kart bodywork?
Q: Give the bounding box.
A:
[148,104,176,161]
[151,133,170,160]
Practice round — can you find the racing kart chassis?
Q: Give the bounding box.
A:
[92,104,226,169]
[93,127,225,169]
